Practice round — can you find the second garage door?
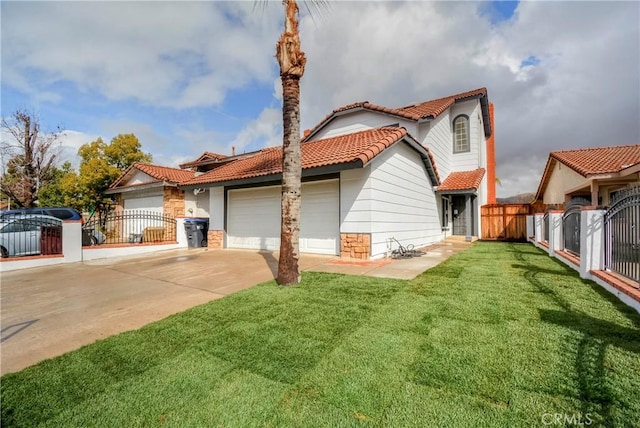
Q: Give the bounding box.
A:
[227,180,339,255]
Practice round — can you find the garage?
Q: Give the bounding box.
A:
[227,180,339,255]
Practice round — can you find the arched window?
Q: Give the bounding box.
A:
[452,115,470,153]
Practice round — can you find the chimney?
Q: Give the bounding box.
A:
[486,103,497,204]
[232,146,235,156]
[303,129,311,138]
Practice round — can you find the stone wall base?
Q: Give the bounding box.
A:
[340,233,371,259]
[208,230,224,249]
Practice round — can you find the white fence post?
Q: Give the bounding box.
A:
[579,207,606,279]
[548,210,564,257]
[534,213,544,248]
[62,220,83,263]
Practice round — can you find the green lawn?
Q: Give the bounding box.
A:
[2,242,639,427]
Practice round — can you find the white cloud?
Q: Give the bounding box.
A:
[57,130,100,168]
[2,1,281,109]
[229,108,282,154]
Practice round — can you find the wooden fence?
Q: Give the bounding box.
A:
[481,204,532,241]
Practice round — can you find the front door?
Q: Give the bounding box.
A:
[452,195,467,236]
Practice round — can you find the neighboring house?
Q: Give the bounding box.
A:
[534,145,640,207]
[105,163,199,218]
[176,87,496,259]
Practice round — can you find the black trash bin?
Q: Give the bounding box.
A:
[184,218,209,248]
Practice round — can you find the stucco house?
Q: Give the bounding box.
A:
[174,87,497,259]
[534,145,640,207]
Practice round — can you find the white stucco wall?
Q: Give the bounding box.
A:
[128,171,155,185]
[209,187,225,231]
[543,162,586,204]
[185,190,210,217]
[368,143,441,258]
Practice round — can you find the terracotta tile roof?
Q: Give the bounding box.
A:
[305,87,487,140]
[183,127,437,186]
[550,144,640,176]
[179,151,227,169]
[437,168,485,192]
[395,87,488,120]
[110,163,195,189]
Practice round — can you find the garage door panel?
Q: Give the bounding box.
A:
[227,187,280,250]
[300,181,339,254]
[123,195,163,212]
[227,181,339,255]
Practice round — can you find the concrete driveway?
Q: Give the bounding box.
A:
[0,248,332,375]
[1,240,470,375]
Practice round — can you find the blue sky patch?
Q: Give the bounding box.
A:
[479,1,519,25]
[520,55,541,68]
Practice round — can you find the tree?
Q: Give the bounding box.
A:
[75,134,151,211]
[0,110,63,208]
[276,0,307,286]
[37,162,83,210]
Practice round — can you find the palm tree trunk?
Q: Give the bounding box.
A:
[276,0,306,285]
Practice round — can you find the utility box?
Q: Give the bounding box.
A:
[184,218,209,248]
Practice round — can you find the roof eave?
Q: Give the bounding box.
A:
[436,188,479,195]
[104,181,170,195]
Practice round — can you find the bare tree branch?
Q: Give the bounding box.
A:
[0,109,64,208]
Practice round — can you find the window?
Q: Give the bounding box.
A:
[452,115,470,153]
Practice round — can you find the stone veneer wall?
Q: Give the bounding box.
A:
[340,233,371,259]
[163,187,185,218]
[208,230,224,249]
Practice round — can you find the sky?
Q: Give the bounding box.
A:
[1,0,639,198]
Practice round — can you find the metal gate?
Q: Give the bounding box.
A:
[604,187,640,285]
[543,212,550,242]
[562,198,590,256]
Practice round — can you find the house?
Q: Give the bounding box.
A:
[175,87,496,259]
[105,162,199,218]
[534,145,640,207]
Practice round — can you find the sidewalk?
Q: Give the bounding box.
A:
[307,239,472,279]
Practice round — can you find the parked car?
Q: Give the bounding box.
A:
[0,214,62,258]
[0,207,105,245]
[0,207,82,221]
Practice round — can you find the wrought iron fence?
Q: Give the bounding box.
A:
[0,214,63,258]
[604,187,640,285]
[562,198,590,256]
[83,210,176,246]
[543,212,550,242]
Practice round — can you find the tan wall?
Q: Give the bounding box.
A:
[543,163,586,204]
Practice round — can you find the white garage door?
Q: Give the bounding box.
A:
[123,195,164,236]
[123,195,163,212]
[227,180,339,255]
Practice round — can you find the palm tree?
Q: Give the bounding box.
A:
[275,0,306,285]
